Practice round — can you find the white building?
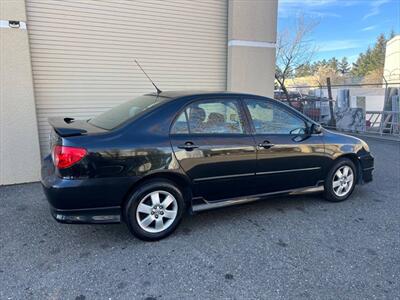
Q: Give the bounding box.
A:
[384,35,400,86]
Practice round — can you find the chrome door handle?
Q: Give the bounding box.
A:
[258,142,275,149]
[178,142,199,151]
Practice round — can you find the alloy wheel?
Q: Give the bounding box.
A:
[332,165,354,197]
[136,190,178,233]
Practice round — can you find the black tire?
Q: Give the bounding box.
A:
[324,158,357,202]
[123,179,185,241]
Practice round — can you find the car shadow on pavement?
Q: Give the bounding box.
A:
[54,187,372,246]
[35,193,323,245]
[4,182,369,249]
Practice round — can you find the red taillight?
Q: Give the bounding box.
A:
[52,145,87,169]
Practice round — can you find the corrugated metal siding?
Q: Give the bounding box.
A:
[26,0,228,155]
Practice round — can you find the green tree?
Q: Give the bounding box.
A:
[328,57,339,72]
[295,62,313,77]
[351,33,387,78]
[338,57,350,75]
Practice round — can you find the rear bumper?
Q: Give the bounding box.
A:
[359,153,374,184]
[41,155,138,223]
[50,205,121,224]
[41,174,134,210]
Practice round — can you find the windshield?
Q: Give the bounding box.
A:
[89,95,163,130]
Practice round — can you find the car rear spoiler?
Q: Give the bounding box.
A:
[48,117,88,137]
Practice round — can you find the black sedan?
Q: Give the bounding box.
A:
[41,91,374,241]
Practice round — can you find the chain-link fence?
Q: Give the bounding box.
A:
[275,80,400,138]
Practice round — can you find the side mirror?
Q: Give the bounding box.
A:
[311,123,323,134]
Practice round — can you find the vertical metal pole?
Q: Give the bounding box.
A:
[327,77,336,128]
[381,74,389,135]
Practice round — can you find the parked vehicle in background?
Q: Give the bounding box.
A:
[274,90,303,110]
[41,91,374,241]
[274,90,302,101]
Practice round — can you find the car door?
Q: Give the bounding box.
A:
[170,97,257,202]
[243,97,326,194]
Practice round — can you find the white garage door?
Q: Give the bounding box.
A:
[26,0,228,155]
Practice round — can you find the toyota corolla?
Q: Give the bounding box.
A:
[41,91,374,240]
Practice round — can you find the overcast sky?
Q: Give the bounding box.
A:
[278,0,400,63]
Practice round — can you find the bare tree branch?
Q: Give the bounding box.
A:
[275,14,319,106]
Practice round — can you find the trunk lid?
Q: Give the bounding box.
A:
[48,117,106,137]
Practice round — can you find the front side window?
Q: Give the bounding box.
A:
[245,99,306,135]
[171,99,244,134]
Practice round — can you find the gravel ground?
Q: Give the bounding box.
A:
[0,137,399,300]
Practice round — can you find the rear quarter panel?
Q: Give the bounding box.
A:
[45,100,188,209]
[59,99,186,180]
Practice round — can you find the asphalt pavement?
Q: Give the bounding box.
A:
[0,137,399,299]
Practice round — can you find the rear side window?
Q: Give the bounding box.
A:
[89,95,163,130]
[171,112,189,134]
[171,99,244,134]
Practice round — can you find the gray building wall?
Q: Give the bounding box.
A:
[227,0,277,97]
[0,0,41,185]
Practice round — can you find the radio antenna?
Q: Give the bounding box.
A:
[134,59,162,95]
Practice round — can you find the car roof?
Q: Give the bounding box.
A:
[144,90,268,100]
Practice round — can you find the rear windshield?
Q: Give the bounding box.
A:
[88,95,163,130]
